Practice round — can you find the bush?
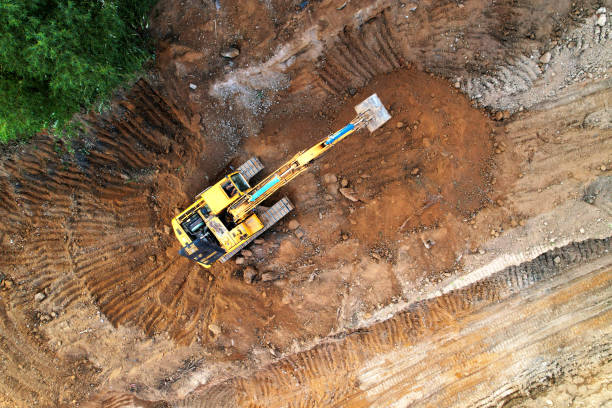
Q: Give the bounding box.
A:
[0,0,158,143]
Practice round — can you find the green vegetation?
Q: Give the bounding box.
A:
[0,0,157,143]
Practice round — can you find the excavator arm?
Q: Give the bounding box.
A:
[228,94,390,222]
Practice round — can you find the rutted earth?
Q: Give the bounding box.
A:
[0,0,611,407]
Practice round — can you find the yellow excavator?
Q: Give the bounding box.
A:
[171,94,391,267]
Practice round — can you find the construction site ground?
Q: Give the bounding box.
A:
[0,0,611,407]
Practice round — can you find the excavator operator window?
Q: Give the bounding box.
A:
[221,179,238,198]
[230,173,250,192]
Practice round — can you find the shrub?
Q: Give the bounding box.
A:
[0,0,158,143]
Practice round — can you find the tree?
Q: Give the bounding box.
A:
[0,0,157,143]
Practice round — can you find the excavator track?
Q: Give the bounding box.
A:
[237,157,264,182]
[219,197,294,263]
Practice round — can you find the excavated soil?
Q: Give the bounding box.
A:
[0,0,611,407]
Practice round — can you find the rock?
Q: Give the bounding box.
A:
[34,292,46,302]
[189,83,197,90]
[254,239,265,244]
[411,167,420,175]
[596,8,607,26]
[235,257,245,265]
[579,228,585,234]
[327,183,339,196]
[322,173,337,184]
[565,383,578,394]
[191,114,201,127]
[324,194,334,201]
[396,121,404,128]
[243,267,257,284]
[601,165,607,171]
[339,188,359,202]
[241,249,253,257]
[478,249,486,255]
[2,279,12,289]
[148,255,156,262]
[494,111,504,121]
[340,178,349,187]
[554,256,561,264]
[220,47,240,58]
[208,323,222,337]
[261,271,280,282]
[341,234,349,240]
[295,230,305,239]
[454,81,461,88]
[539,51,551,64]
[288,219,300,230]
[163,225,171,235]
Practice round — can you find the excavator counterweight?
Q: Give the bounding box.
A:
[171,94,391,268]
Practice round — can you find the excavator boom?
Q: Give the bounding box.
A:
[228,93,390,222]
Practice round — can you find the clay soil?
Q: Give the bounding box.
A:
[0,0,611,407]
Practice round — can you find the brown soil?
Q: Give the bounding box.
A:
[0,0,610,407]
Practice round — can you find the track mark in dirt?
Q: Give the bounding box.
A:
[180,238,612,408]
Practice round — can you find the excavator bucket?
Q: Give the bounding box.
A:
[354,93,391,132]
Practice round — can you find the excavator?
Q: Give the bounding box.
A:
[171,94,391,268]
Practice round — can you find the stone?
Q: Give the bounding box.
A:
[261,271,279,282]
[454,81,461,88]
[235,257,245,265]
[220,47,240,58]
[340,178,349,187]
[554,256,561,264]
[322,173,337,184]
[539,51,551,64]
[596,8,607,27]
[288,219,300,230]
[34,292,46,302]
[396,121,404,128]
[241,249,252,257]
[339,188,359,202]
[254,239,265,244]
[495,111,504,121]
[243,267,257,284]
[411,167,420,175]
[579,228,585,234]
[189,83,197,90]
[208,323,222,337]
[163,225,171,235]
[148,255,156,262]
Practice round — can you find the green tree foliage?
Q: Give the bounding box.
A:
[0,0,157,143]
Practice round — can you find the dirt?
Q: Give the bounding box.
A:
[0,0,611,407]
